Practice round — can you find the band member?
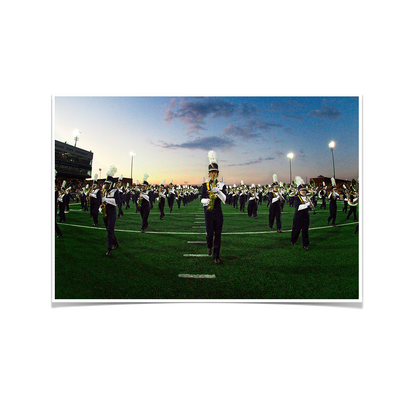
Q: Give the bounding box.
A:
[247,183,258,218]
[116,176,124,217]
[167,180,175,213]
[239,181,247,212]
[125,183,131,209]
[55,171,63,238]
[200,150,227,264]
[327,177,339,226]
[57,180,67,223]
[138,174,151,233]
[342,185,349,213]
[268,174,283,233]
[89,174,102,226]
[291,176,312,250]
[101,166,120,256]
[158,180,166,219]
[347,179,358,221]
[318,182,327,209]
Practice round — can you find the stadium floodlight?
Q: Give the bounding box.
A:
[73,129,81,147]
[130,152,136,181]
[287,153,294,183]
[329,141,336,178]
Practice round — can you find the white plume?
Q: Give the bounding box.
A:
[143,173,149,182]
[160,179,165,185]
[294,176,305,187]
[331,177,336,187]
[94,173,98,180]
[241,180,244,185]
[208,150,217,164]
[170,179,173,184]
[273,174,278,183]
[62,180,66,188]
[107,165,117,177]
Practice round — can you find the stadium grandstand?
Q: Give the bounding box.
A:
[55,140,94,198]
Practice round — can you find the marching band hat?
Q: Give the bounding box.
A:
[105,175,115,184]
[272,174,279,187]
[294,176,307,191]
[208,150,219,172]
[105,165,117,184]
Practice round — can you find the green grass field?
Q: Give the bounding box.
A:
[54,198,359,301]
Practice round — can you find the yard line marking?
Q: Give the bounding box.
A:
[192,226,205,229]
[178,274,216,279]
[59,221,358,235]
[183,254,209,257]
[187,241,206,244]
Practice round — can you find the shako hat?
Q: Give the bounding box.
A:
[143,173,149,186]
[294,176,307,191]
[272,174,279,187]
[105,165,117,184]
[207,150,219,172]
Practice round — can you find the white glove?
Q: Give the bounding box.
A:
[201,198,210,206]
[212,187,219,193]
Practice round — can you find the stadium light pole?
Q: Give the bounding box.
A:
[287,152,294,184]
[130,152,136,182]
[73,129,81,147]
[329,141,336,179]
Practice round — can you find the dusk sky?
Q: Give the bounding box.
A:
[54,96,359,186]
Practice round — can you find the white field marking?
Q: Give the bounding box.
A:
[183,254,209,257]
[178,274,216,279]
[187,241,207,244]
[192,226,205,229]
[59,221,358,235]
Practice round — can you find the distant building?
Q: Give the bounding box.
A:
[55,140,93,179]
[311,175,352,188]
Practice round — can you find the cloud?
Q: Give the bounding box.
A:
[309,105,340,120]
[164,98,237,134]
[222,120,283,140]
[154,135,235,151]
[227,156,274,167]
[222,124,261,139]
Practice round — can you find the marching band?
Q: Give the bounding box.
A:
[55,153,359,258]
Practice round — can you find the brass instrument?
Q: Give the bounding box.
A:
[100,188,107,218]
[207,179,217,210]
[87,187,92,207]
[347,179,359,207]
[207,179,217,211]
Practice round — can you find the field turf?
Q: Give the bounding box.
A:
[54,198,359,301]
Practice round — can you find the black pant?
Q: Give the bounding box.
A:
[140,206,150,231]
[269,203,281,230]
[347,206,357,221]
[204,208,223,259]
[91,205,99,225]
[328,204,337,225]
[103,212,118,250]
[58,203,66,222]
[291,212,310,247]
[159,198,165,218]
[247,199,258,217]
[239,196,246,212]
